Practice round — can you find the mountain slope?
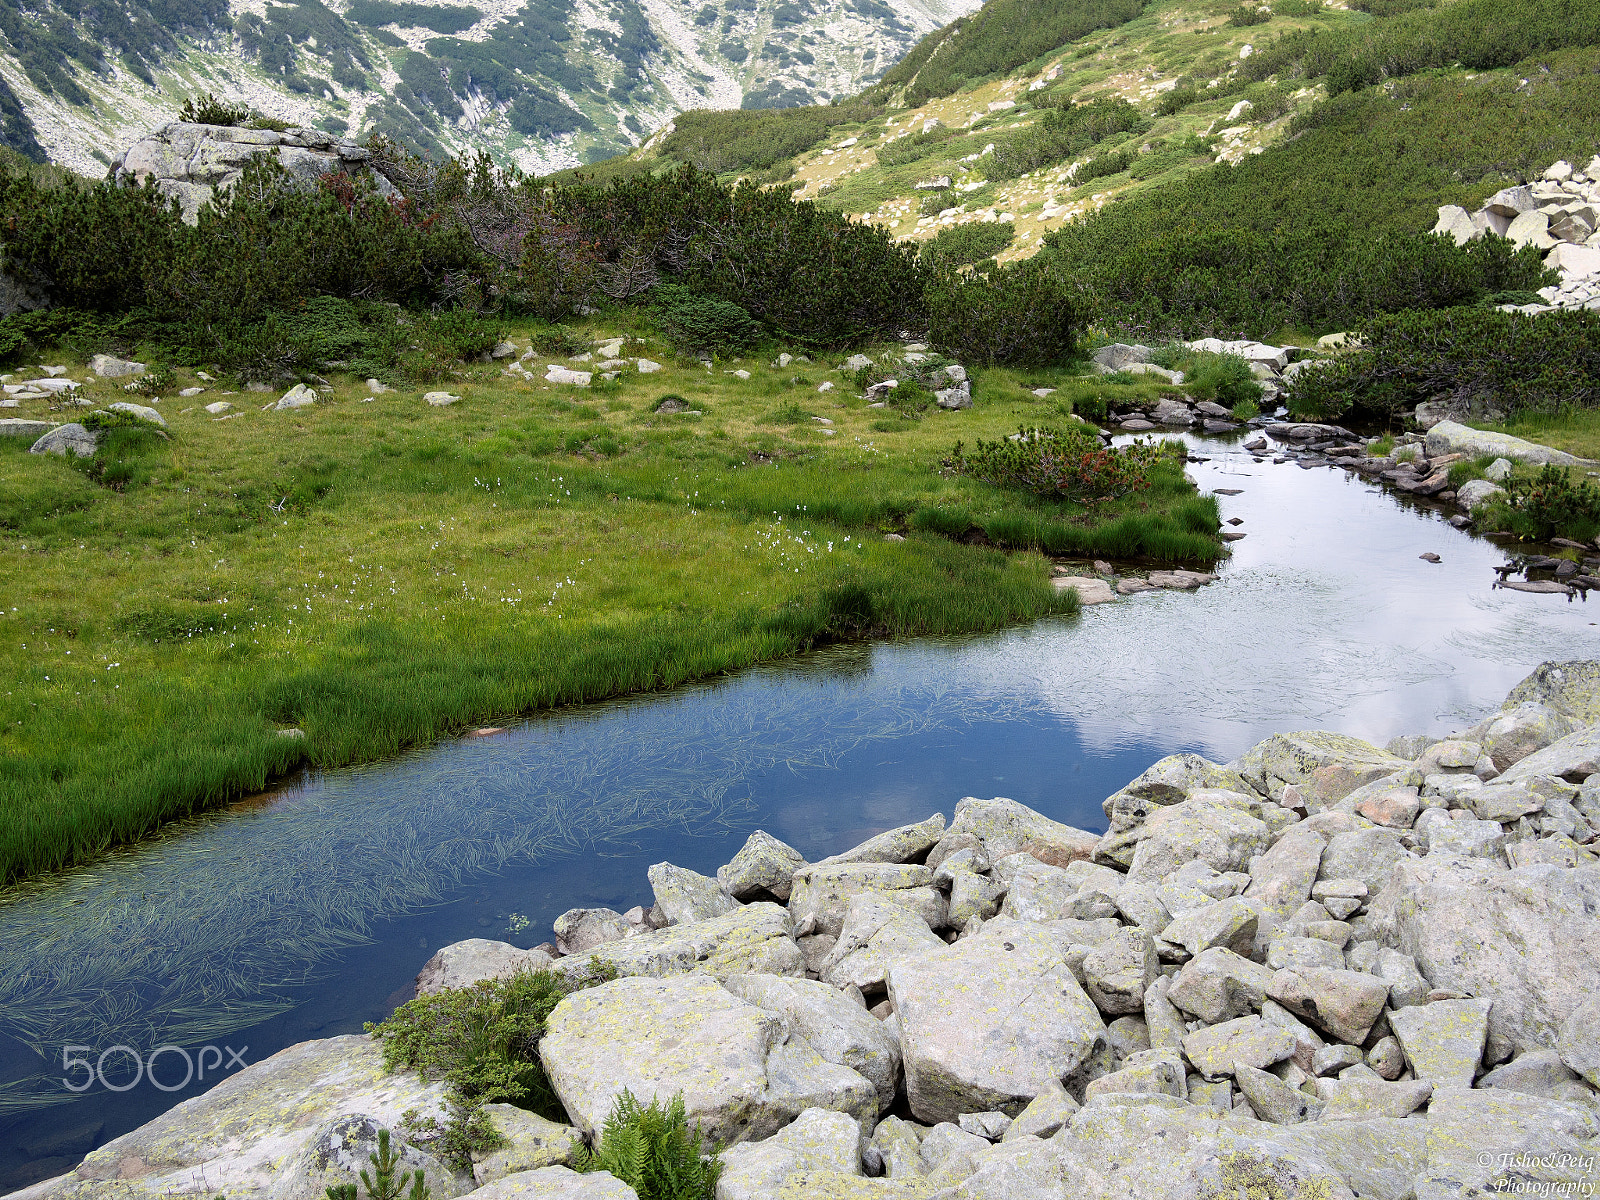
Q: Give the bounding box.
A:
[0,0,982,173]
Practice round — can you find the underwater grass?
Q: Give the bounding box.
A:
[0,326,1215,884]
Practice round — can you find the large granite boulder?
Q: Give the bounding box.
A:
[718,830,807,901]
[15,1035,449,1199]
[539,975,876,1144]
[928,796,1099,870]
[1124,790,1274,886]
[1500,660,1600,725]
[414,939,555,996]
[722,973,903,1109]
[269,1114,470,1200]
[816,814,946,866]
[112,121,395,223]
[788,863,945,938]
[888,919,1105,1123]
[1234,731,1409,807]
[1369,856,1600,1061]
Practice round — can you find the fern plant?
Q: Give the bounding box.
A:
[573,1090,722,1200]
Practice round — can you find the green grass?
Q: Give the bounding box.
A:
[0,328,1219,884]
[1470,410,1600,464]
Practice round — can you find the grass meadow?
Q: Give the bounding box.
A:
[0,321,1220,883]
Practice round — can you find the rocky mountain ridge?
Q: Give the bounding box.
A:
[0,0,980,175]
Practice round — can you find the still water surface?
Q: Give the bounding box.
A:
[3,433,1598,1187]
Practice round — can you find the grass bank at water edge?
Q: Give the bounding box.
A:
[0,326,1221,886]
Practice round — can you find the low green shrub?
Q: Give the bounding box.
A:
[178,92,251,126]
[877,0,1146,104]
[875,125,959,167]
[574,1091,723,1200]
[1074,149,1134,185]
[947,425,1175,501]
[1156,86,1200,116]
[656,289,763,356]
[1185,352,1263,408]
[986,99,1148,182]
[919,190,956,216]
[1227,5,1270,26]
[926,258,1078,366]
[1500,464,1600,543]
[1242,0,1600,93]
[1284,308,1600,420]
[323,1127,431,1200]
[366,962,615,1168]
[919,222,1015,271]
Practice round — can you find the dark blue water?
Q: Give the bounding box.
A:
[5,433,1600,1190]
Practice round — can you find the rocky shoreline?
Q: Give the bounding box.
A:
[16,661,1600,1200]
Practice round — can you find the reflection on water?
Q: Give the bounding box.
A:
[3,434,1599,1187]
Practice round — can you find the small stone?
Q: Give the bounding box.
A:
[424,392,460,406]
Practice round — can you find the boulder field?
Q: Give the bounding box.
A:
[19,660,1600,1200]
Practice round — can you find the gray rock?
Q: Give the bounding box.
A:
[1369,855,1600,1061]
[1082,927,1159,1015]
[723,973,903,1110]
[1268,937,1346,972]
[936,382,973,409]
[1235,730,1409,807]
[998,856,1115,922]
[920,1120,991,1182]
[820,893,946,992]
[1501,660,1600,724]
[554,901,803,982]
[958,1111,1013,1141]
[0,418,57,439]
[1456,479,1506,512]
[275,383,318,410]
[1425,420,1586,466]
[1083,1048,1187,1101]
[789,862,945,938]
[1160,896,1259,958]
[713,1105,868,1197]
[1143,974,1188,1050]
[471,1166,637,1198]
[718,830,807,901]
[647,862,737,926]
[1463,784,1544,824]
[114,121,390,224]
[1168,947,1276,1023]
[888,919,1106,1123]
[50,1035,448,1198]
[1421,814,1506,860]
[1366,1036,1404,1080]
[87,354,147,378]
[1314,1076,1432,1119]
[928,796,1099,870]
[1245,828,1327,917]
[553,908,635,956]
[269,1113,469,1200]
[1234,1064,1324,1124]
[1182,1015,1298,1079]
[1422,1086,1600,1195]
[1479,1048,1583,1098]
[29,423,98,457]
[1091,343,1154,371]
[540,975,875,1144]
[415,939,555,996]
[1387,998,1491,1089]
[817,814,946,866]
[471,1106,583,1186]
[1318,829,1407,895]
[1125,790,1274,886]
[1001,1081,1079,1141]
[865,1114,926,1178]
[1471,702,1581,772]
[107,401,167,427]
[1266,968,1389,1044]
[1310,1043,1364,1077]
[1559,995,1600,1088]
[1500,724,1600,786]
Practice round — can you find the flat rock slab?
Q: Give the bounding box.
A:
[1053,576,1116,604]
[20,1035,449,1199]
[470,1166,638,1198]
[1425,420,1587,465]
[889,919,1105,1123]
[540,975,874,1145]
